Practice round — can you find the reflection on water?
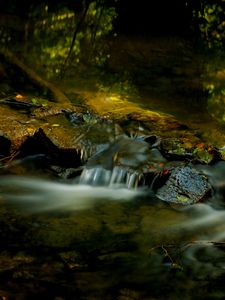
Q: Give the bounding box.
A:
[1,164,225,298]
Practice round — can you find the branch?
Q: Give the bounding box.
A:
[60,1,91,77]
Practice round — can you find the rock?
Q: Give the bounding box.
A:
[0,91,221,190]
[160,137,194,159]
[156,166,211,205]
[160,137,219,164]
[80,135,168,187]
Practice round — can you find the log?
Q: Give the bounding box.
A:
[0,48,71,105]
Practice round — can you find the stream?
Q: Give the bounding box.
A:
[1,159,225,299]
[1,36,225,299]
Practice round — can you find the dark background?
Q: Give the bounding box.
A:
[114,0,193,36]
[0,0,195,37]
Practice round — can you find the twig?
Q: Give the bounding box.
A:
[0,150,20,163]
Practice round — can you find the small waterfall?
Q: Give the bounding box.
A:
[79,135,153,189]
[79,167,112,186]
[109,166,127,186]
[126,172,143,189]
[80,166,143,188]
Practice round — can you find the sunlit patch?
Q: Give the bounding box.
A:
[15,94,24,100]
[106,94,124,103]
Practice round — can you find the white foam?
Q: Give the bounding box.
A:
[0,176,144,212]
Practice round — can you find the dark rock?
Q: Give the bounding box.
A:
[0,133,11,157]
[80,136,168,187]
[18,128,82,168]
[86,136,166,171]
[156,166,211,205]
[0,154,53,177]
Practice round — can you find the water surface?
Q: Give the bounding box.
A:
[1,161,225,299]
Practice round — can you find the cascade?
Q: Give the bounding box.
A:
[80,166,143,188]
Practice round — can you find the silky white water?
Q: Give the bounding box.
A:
[1,161,225,241]
[80,166,143,188]
[0,183,223,245]
[1,163,225,299]
[0,176,144,212]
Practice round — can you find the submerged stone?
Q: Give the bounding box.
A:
[156,166,211,205]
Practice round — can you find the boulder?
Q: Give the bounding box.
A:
[156,166,211,205]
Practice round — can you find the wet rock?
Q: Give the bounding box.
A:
[0,102,111,166]
[0,90,221,185]
[0,105,37,152]
[85,136,166,170]
[192,143,219,164]
[18,128,82,168]
[0,99,84,154]
[0,133,11,157]
[81,135,167,187]
[0,154,53,177]
[70,121,123,161]
[160,138,218,164]
[156,166,211,205]
[160,137,196,160]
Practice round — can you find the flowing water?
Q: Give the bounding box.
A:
[1,110,225,297]
[1,161,225,298]
[1,36,225,299]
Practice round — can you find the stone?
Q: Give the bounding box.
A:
[156,166,211,205]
